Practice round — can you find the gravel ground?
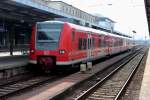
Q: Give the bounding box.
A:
[120,50,148,100]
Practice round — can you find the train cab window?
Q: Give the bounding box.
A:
[37,31,49,40]
[36,22,63,50]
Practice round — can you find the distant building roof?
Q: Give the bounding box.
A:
[99,17,115,23]
[45,1,99,25]
[113,30,132,38]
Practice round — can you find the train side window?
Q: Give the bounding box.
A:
[119,39,123,46]
[101,37,106,47]
[101,37,104,47]
[88,38,91,49]
[78,38,82,50]
[99,39,101,47]
[72,31,75,41]
[83,38,87,50]
[92,38,95,49]
[117,39,119,46]
[115,39,117,47]
[108,38,111,47]
[118,39,119,46]
[121,39,123,46]
[118,40,120,46]
[104,39,107,47]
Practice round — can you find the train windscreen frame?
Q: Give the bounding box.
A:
[36,22,64,50]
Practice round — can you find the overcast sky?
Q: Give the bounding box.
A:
[52,0,149,40]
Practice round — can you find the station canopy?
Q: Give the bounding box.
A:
[0,0,67,22]
[145,0,150,35]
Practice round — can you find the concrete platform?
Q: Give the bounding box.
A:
[139,48,150,100]
[0,55,28,70]
[0,51,28,57]
[0,55,28,79]
[8,51,133,100]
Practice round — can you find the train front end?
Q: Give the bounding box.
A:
[29,21,67,71]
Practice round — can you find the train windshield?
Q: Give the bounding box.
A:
[36,22,63,50]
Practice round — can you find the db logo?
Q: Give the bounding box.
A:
[44,51,49,55]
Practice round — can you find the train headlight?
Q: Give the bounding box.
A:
[59,50,65,54]
[30,50,34,53]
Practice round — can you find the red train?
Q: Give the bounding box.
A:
[29,21,134,70]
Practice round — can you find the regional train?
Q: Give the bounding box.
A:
[29,21,134,71]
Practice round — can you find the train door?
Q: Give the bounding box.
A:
[87,33,92,60]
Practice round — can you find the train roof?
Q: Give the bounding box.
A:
[66,22,108,35]
[107,32,131,39]
[37,20,64,24]
[66,22,131,39]
[37,21,131,39]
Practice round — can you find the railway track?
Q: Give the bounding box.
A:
[0,75,59,99]
[0,65,79,99]
[75,48,146,100]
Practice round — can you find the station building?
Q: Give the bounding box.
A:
[45,1,99,26]
[98,16,115,32]
[45,1,115,31]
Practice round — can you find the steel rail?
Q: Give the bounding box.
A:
[114,52,145,100]
[75,49,143,100]
[0,75,59,99]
